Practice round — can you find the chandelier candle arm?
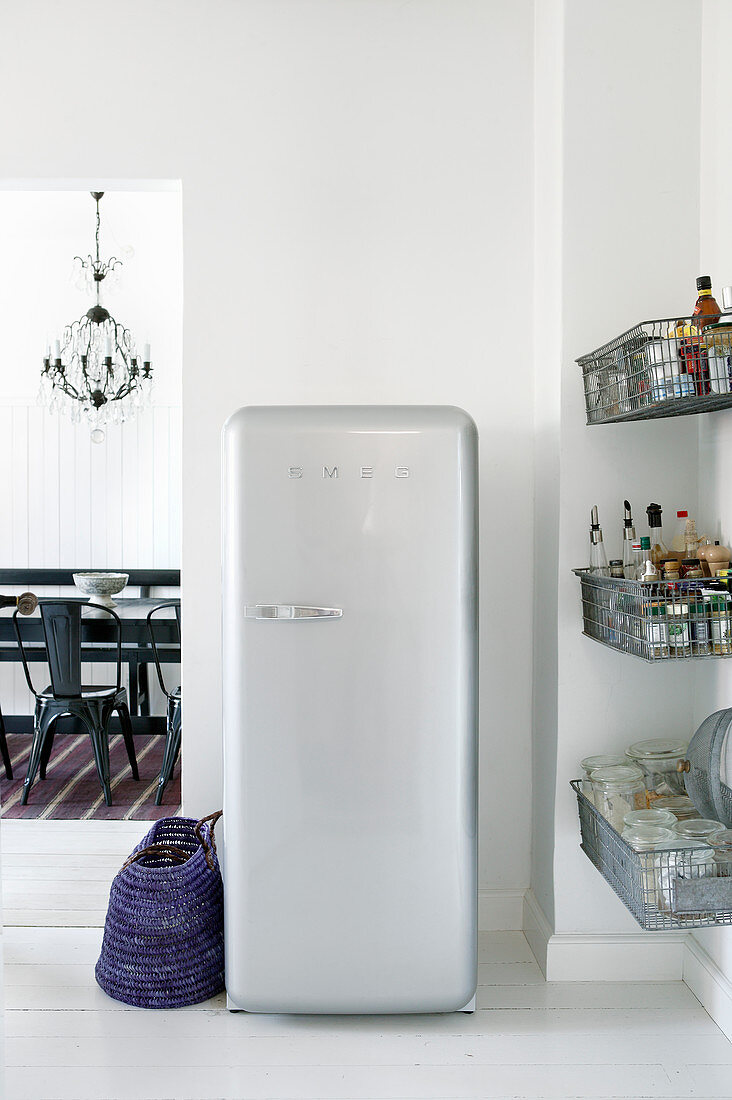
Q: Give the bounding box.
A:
[40,191,153,438]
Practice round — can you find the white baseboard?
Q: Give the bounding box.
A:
[478,887,525,931]
[683,935,732,1042]
[545,930,687,981]
[522,889,552,975]
[522,889,687,981]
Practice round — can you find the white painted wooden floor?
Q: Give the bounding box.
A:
[3,821,732,1099]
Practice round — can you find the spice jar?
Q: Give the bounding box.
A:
[626,738,688,797]
[580,753,628,799]
[624,808,678,828]
[673,818,726,843]
[645,602,669,657]
[709,829,732,876]
[689,597,712,655]
[590,764,646,831]
[705,590,732,653]
[609,559,625,579]
[667,601,691,654]
[663,560,681,582]
[681,558,703,578]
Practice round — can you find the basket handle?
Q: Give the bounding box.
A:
[195,810,223,870]
[121,844,192,870]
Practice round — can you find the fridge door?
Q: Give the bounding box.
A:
[222,406,478,1013]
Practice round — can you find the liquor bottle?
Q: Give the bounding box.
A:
[693,276,722,329]
[622,499,636,578]
[589,506,609,575]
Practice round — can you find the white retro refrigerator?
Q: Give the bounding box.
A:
[222,406,478,1014]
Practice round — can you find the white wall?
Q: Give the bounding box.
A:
[549,0,704,935]
[0,0,537,902]
[691,0,732,991]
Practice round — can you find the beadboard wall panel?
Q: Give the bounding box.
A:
[0,404,181,715]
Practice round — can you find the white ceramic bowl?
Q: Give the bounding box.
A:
[72,572,129,608]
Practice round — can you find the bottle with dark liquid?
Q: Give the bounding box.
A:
[678,276,719,395]
[693,275,722,328]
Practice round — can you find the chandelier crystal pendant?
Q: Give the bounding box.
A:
[40,191,152,443]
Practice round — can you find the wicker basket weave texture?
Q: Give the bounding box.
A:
[95,814,225,1008]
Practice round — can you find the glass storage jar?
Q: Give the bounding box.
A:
[673,818,726,843]
[622,825,677,906]
[580,754,628,799]
[625,738,688,797]
[657,841,712,915]
[653,794,699,820]
[709,829,732,876]
[590,764,646,831]
[623,808,678,829]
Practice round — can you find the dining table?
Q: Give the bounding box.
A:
[0,596,180,738]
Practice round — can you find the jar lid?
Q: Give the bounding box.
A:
[580,753,627,775]
[622,824,676,850]
[673,818,726,840]
[626,738,688,760]
[653,795,699,819]
[590,764,645,787]
[710,829,732,852]
[624,808,677,828]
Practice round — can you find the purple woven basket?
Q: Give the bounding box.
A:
[95,812,225,1008]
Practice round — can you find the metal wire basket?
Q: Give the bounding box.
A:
[571,780,732,930]
[573,569,732,662]
[577,316,732,425]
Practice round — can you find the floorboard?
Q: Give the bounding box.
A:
[2,821,731,1099]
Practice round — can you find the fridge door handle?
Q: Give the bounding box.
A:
[244,604,343,620]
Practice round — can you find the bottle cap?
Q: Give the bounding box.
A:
[677,510,688,518]
[697,275,712,291]
[609,559,623,567]
[632,540,641,551]
[646,503,663,528]
[722,286,732,312]
[640,536,651,549]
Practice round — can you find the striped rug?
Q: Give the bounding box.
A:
[0,732,180,820]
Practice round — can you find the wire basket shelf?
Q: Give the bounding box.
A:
[573,569,732,662]
[578,316,732,425]
[571,780,732,930]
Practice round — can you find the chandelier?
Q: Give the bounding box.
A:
[40,191,152,442]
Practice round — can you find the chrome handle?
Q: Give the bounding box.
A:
[244,604,343,620]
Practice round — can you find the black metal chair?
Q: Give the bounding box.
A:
[0,703,12,779]
[147,602,181,806]
[13,600,139,806]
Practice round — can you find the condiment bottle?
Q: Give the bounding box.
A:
[646,503,669,568]
[642,560,660,583]
[631,538,645,580]
[589,506,609,575]
[693,275,722,329]
[622,500,636,578]
[671,510,689,556]
[681,558,703,579]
